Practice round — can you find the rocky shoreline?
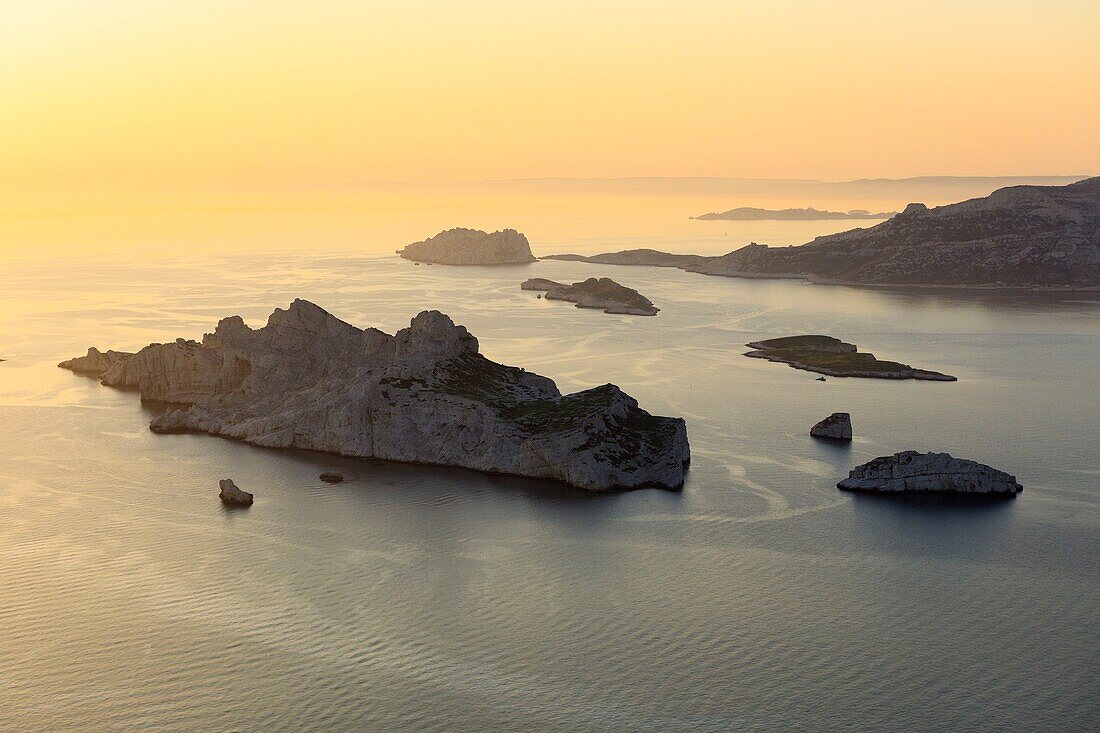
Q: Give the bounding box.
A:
[546,178,1100,288]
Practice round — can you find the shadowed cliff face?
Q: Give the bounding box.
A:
[58,300,689,492]
[548,178,1100,287]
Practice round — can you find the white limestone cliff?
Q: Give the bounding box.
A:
[60,300,689,492]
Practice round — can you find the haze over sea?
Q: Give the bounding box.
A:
[2,182,1098,731]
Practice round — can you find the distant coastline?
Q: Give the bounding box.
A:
[692,206,896,221]
[545,177,1100,289]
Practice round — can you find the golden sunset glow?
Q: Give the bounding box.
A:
[4,0,1099,191]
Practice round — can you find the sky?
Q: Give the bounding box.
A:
[2,0,1098,192]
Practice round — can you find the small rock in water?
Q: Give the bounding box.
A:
[811,412,852,440]
[319,471,344,483]
[816,376,826,382]
[219,478,254,507]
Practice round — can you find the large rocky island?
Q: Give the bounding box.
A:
[521,277,659,316]
[547,178,1100,288]
[59,300,689,492]
[397,228,537,265]
[692,206,896,221]
[745,335,956,381]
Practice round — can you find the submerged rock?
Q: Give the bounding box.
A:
[397,228,537,265]
[60,300,689,492]
[319,472,344,483]
[811,412,852,440]
[521,277,659,316]
[219,478,254,506]
[838,451,1022,495]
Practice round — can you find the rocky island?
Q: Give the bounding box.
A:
[811,413,852,440]
[397,228,537,265]
[547,178,1100,288]
[744,335,956,381]
[59,300,689,492]
[219,478,254,507]
[838,451,1022,495]
[692,206,896,221]
[521,277,659,316]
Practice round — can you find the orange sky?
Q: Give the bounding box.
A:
[2,0,1098,191]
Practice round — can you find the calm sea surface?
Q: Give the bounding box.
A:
[2,245,1099,731]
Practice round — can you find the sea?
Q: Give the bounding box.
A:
[1,186,1098,731]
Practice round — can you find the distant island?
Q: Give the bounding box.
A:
[745,335,956,381]
[692,206,897,221]
[58,300,689,492]
[546,177,1100,288]
[521,277,659,316]
[397,228,536,265]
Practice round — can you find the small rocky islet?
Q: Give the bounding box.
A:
[218,478,254,507]
[59,300,689,493]
[838,451,1023,496]
[811,412,852,440]
[521,277,659,316]
[744,335,956,381]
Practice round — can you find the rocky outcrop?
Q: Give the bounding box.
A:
[693,207,896,221]
[547,178,1100,288]
[60,300,689,492]
[521,277,659,316]
[397,228,537,265]
[219,478,254,506]
[744,335,956,381]
[58,347,132,375]
[811,413,852,440]
[838,451,1023,495]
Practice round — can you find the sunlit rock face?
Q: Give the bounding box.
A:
[838,451,1023,495]
[60,300,689,492]
[397,228,537,265]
